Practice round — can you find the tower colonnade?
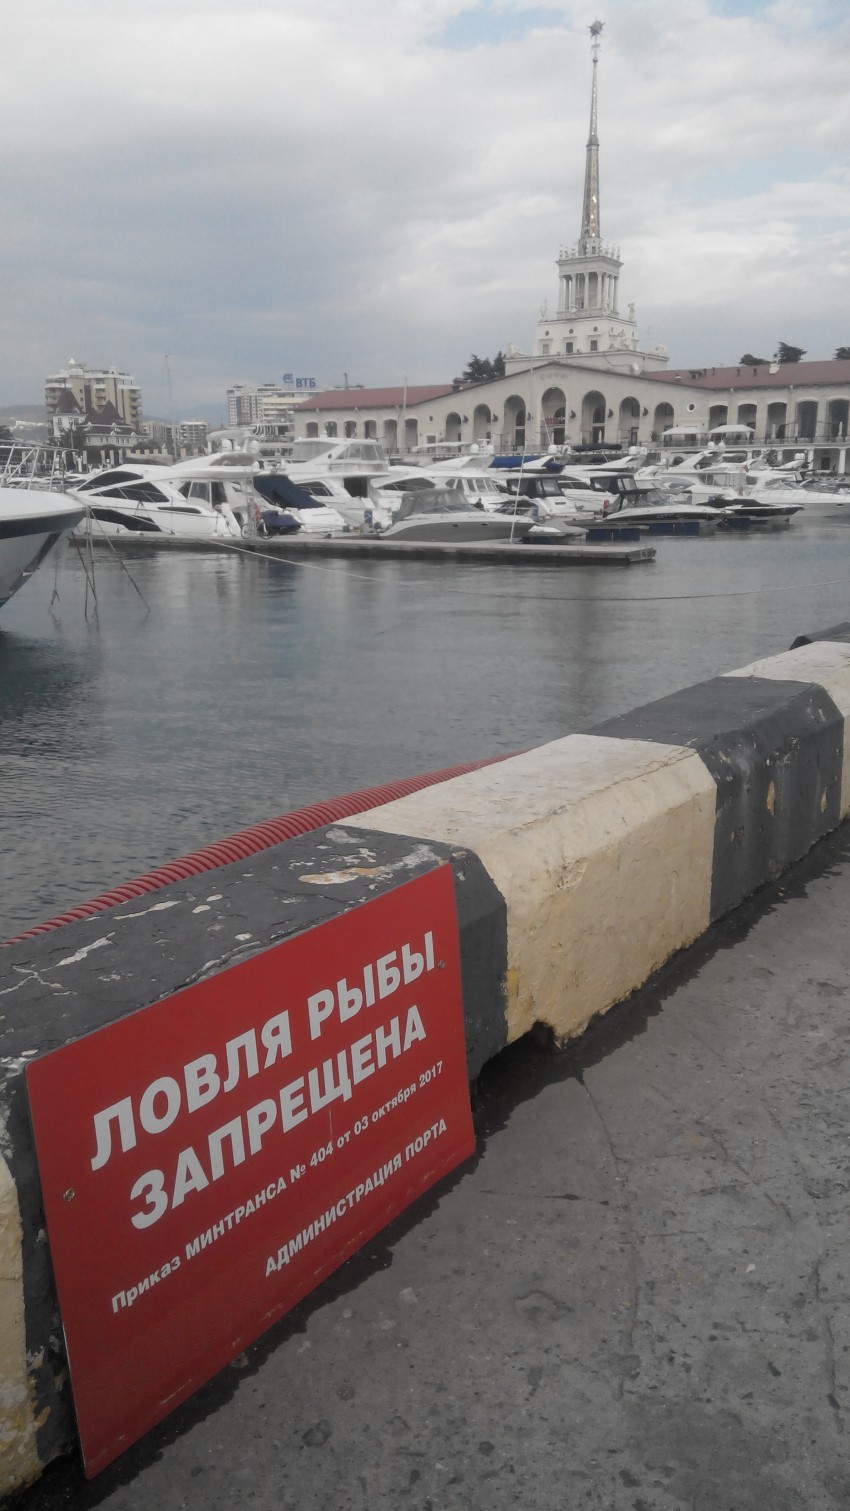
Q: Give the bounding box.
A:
[558,260,620,316]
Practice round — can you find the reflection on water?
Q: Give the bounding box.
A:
[2,525,849,937]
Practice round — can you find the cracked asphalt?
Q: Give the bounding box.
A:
[13,822,850,1511]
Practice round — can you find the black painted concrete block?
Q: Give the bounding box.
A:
[790,623,850,648]
[591,676,844,920]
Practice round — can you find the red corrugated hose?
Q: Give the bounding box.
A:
[3,756,510,947]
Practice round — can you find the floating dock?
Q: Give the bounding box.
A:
[76,532,656,567]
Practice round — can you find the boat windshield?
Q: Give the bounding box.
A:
[76,469,145,493]
[376,475,436,493]
[394,490,477,520]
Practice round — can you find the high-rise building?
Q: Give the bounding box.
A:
[177,420,208,450]
[44,360,143,427]
[225,380,320,427]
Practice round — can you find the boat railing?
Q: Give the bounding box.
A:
[0,444,74,490]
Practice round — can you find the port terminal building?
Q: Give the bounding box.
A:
[293,23,850,475]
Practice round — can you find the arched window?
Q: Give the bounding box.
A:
[581,390,606,444]
[618,396,640,446]
[473,404,492,442]
[766,401,787,440]
[503,395,526,450]
[795,400,818,440]
[736,403,757,435]
[828,398,849,440]
[542,387,567,446]
[653,402,674,441]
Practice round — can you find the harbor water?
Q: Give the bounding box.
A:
[2,523,849,940]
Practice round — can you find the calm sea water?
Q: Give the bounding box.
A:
[2,524,849,938]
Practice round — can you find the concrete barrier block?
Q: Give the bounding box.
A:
[0,1158,40,1495]
[345,735,717,1045]
[590,675,844,919]
[2,630,849,1492]
[725,642,850,818]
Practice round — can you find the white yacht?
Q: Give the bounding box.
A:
[1,487,84,610]
[379,489,534,542]
[505,472,609,523]
[70,453,350,539]
[70,460,248,538]
[742,473,850,519]
[282,440,422,530]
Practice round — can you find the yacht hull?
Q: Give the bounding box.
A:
[381,515,534,542]
[0,492,84,609]
[755,492,850,520]
[74,504,243,539]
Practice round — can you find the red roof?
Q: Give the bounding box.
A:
[297,384,461,411]
[643,360,850,390]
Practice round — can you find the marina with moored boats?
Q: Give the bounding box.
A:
[5,427,850,618]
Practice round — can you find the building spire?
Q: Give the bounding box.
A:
[579,20,604,248]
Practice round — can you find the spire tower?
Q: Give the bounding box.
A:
[579,19,603,247]
[524,18,669,373]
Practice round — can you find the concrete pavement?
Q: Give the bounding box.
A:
[12,821,850,1511]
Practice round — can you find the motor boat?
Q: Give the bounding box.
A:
[601,478,724,529]
[741,474,850,519]
[500,472,608,523]
[378,489,534,542]
[281,441,425,530]
[69,460,249,538]
[716,494,803,525]
[491,497,586,540]
[251,473,347,534]
[366,470,438,529]
[1,487,84,610]
[428,471,509,512]
[70,455,348,539]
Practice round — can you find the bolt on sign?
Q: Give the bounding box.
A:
[26,865,474,1477]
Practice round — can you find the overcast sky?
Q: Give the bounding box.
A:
[2,0,849,421]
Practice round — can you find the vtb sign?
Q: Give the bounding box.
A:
[26,866,474,1476]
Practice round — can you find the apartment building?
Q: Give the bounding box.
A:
[44,360,142,429]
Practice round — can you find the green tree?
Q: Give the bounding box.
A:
[462,352,506,382]
[835,347,850,361]
[777,342,806,363]
[739,353,769,366]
